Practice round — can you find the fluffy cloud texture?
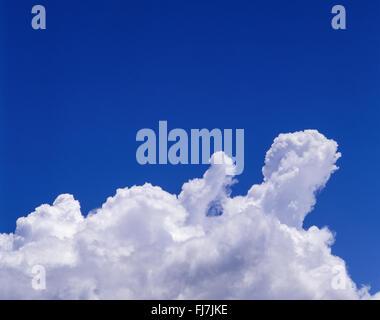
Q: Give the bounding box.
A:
[0,130,379,299]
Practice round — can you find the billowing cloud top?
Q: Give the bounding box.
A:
[0,130,378,299]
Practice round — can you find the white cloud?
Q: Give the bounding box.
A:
[0,130,378,299]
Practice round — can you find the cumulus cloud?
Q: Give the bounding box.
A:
[0,130,378,299]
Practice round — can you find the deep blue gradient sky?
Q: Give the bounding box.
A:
[1,1,380,292]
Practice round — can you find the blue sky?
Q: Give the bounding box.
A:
[1,1,380,293]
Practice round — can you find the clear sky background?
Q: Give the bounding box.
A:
[1,1,380,293]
